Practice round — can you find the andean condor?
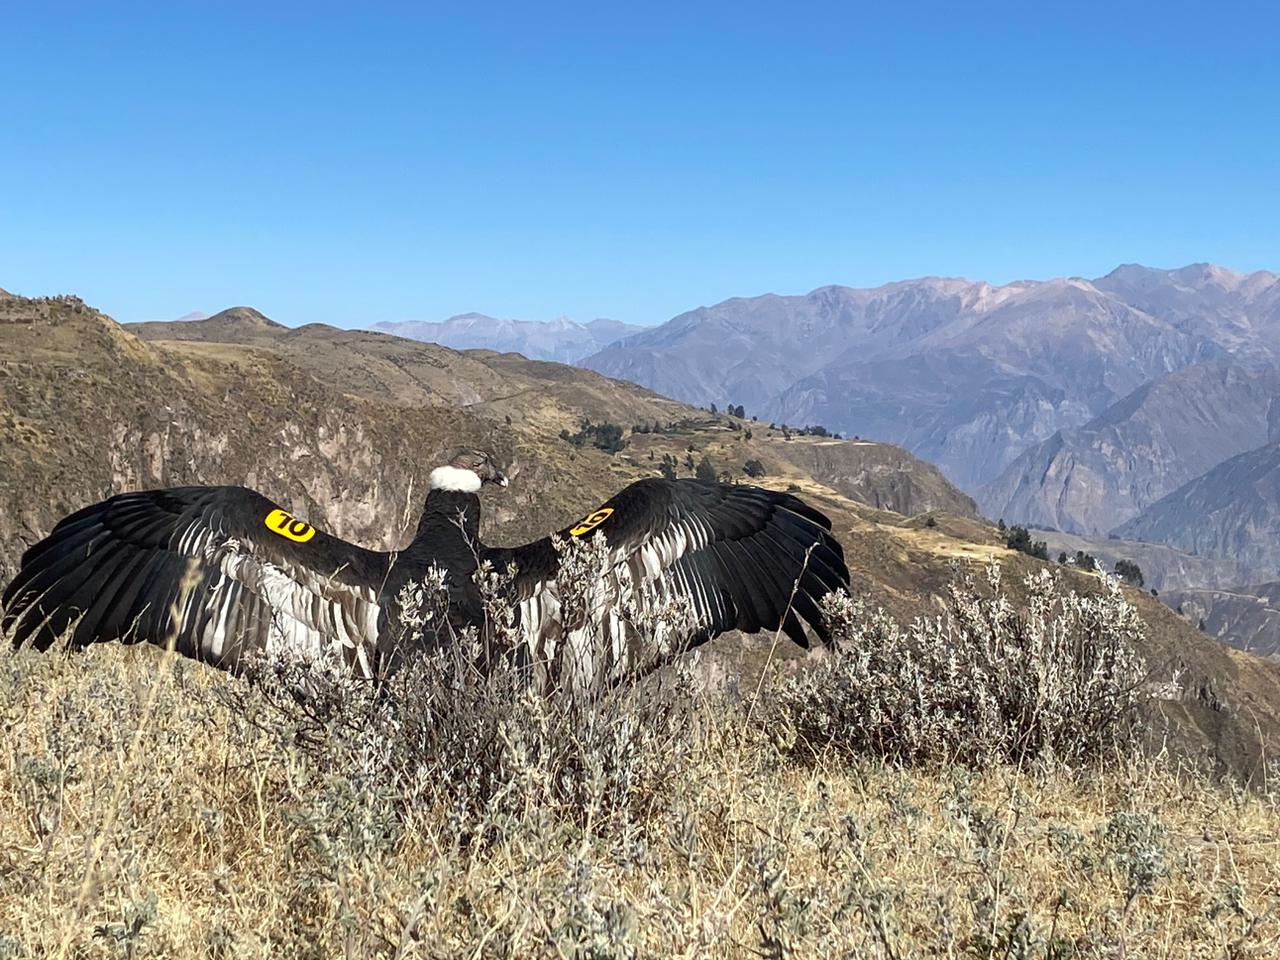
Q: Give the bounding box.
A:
[2,450,850,688]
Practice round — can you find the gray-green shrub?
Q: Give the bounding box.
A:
[773,563,1149,766]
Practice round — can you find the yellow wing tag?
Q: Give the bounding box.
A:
[264,508,317,543]
[570,506,614,537]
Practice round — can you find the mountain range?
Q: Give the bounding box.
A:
[370,313,644,364]
[584,264,1280,492]
[577,265,1280,622]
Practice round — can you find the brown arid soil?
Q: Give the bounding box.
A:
[4,292,1280,956]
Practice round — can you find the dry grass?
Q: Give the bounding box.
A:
[3,570,1280,959]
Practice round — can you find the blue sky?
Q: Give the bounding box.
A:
[2,1,1277,327]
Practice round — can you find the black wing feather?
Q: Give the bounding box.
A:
[94,549,160,643]
[2,486,388,674]
[485,478,850,682]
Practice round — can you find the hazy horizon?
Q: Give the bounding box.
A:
[101,259,1276,331]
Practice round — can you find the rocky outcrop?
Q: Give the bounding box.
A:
[1115,441,1280,581]
[1160,583,1280,661]
[978,362,1280,533]
[778,439,979,519]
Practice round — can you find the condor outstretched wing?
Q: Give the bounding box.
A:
[2,486,387,676]
[484,478,848,685]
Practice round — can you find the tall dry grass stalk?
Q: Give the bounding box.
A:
[1,561,1277,958]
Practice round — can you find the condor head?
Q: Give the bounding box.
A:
[429,449,509,492]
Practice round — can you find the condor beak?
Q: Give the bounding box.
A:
[494,470,509,488]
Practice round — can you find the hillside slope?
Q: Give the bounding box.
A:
[6,292,1280,780]
[1161,582,1280,660]
[129,308,979,520]
[979,362,1280,534]
[2,297,530,559]
[1034,529,1249,594]
[1030,529,1280,656]
[1115,440,1280,580]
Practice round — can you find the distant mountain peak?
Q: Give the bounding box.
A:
[1099,261,1278,292]
[204,306,284,329]
[443,312,499,324]
[372,312,644,363]
[1171,262,1241,285]
[176,310,210,322]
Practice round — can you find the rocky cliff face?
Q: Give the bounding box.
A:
[1115,441,1280,582]
[0,297,523,584]
[978,362,1280,534]
[1160,582,1280,661]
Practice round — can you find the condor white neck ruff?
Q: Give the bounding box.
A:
[430,465,483,492]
